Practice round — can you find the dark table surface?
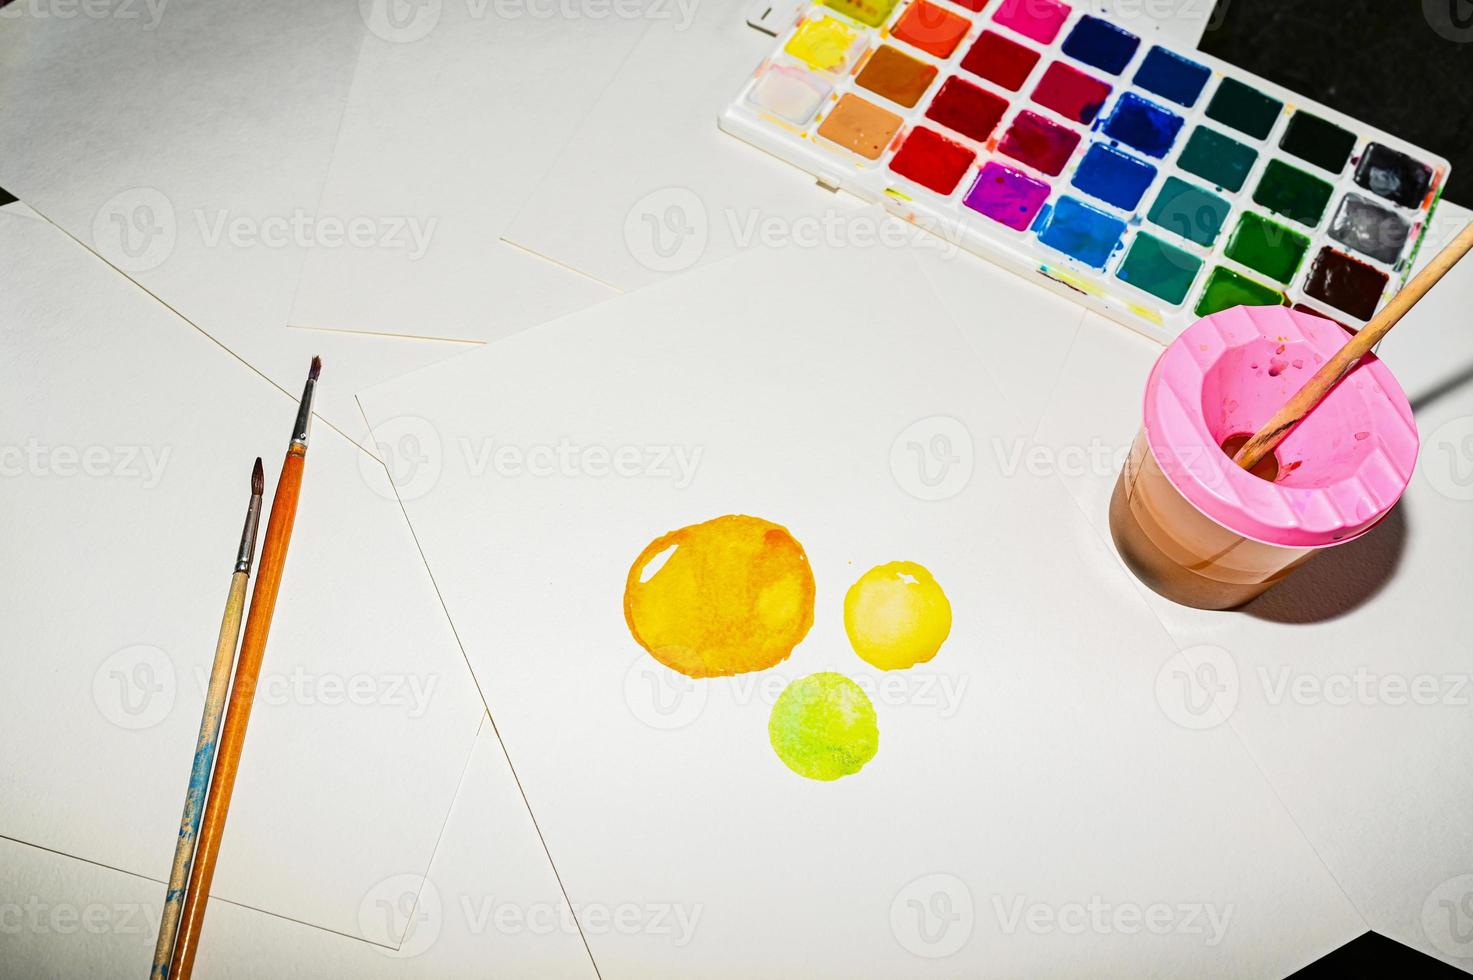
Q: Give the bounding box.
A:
[1201,0,1472,206]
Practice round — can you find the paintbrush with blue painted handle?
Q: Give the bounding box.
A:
[169,357,319,980]
[148,458,263,979]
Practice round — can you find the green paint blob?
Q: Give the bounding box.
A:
[1204,77,1282,139]
[1177,126,1258,193]
[1194,266,1288,317]
[1278,112,1356,174]
[768,672,879,781]
[1116,232,1201,305]
[1147,176,1230,246]
[1253,160,1334,227]
[1224,212,1310,283]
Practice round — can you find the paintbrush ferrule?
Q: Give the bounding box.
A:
[234,494,263,574]
[291,362,320,448]
[291,381,316,447]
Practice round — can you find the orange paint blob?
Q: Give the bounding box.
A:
[624,515,815,678]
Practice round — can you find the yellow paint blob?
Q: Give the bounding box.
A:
[784,16,858,72]
[624,515,815,678]
[843,561,951,670]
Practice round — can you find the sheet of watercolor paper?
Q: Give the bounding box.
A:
[502,0,1215,293]
[1029,201,1473,971]
[0,0,466,448]
[0,211,486,945]
[0,721,600,974]
[286,4,647,343]
[360,235,1364,976]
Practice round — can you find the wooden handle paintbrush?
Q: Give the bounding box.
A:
[167,357,320,980]
[149,459,263,979]
[1234,221,1473,471]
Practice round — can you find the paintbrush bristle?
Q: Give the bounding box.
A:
[251,457,264,495]
[309,356,321,382]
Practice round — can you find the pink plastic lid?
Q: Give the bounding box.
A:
[1142,306,1419,549]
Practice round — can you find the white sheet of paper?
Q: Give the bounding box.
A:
[502,0,1215,293]
[1029,201,1473,970]
[0,211,485,945]
[0,720,599,976]
[502,3,869,293]
[286,7,648,342]
[0,0,467,448]
[360,234,1363,976]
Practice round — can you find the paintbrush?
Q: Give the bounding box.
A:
[166,357,320,980]
[149,459,263,979]
[1233,221,1473,471]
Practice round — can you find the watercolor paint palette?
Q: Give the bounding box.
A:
[719,0,1451,342]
